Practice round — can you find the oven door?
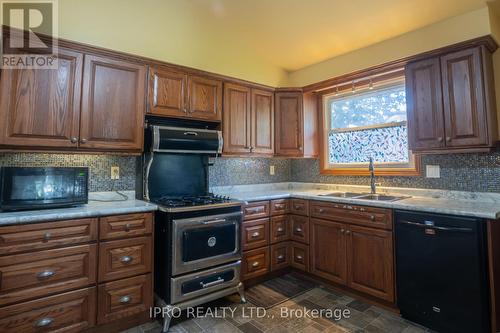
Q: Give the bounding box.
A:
[172,211,241,275]
[170,260,240,304]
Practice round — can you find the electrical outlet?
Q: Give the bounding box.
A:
[426,165,440,178]
[270,165,275,175]
[111,166,120,180]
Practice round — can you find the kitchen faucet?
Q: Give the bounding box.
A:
[369,157,376,194]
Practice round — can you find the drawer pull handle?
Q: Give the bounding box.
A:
[295,227,302,233]
[35,317,54,328]
[277,227,284,232]
[252,261,260,268]
[119,295,131,304]
[318,208,325,213]
[251,232,260,238]
[36,270,55,279]
[294,205,302,210]
[340,229,345,233]
[370,215,375,221]
[296,255,303,260]
[200,277,225,288]
[345,230,351,235]
[120,256,133,263]
[277,255,284,260]
[275,204,284,209]
[43,233,51,241]
[124,223,132,231]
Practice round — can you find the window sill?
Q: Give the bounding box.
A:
[320,157,422,177]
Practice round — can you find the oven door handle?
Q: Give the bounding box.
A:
[200,277,225,288]
[201,219,227,225]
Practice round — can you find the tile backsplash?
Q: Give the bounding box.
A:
[0,153,138,192]
[2,152,500,193]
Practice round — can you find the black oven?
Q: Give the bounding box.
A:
[0,167,88,211]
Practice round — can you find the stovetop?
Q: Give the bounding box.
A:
[151,194,241,213]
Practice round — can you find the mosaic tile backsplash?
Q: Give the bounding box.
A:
[0,153,138,192]
[2,152,500,193]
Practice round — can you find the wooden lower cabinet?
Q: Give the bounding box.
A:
[0,287,96,333]
[310,218,347,285]
[290,242,309,272]
[270,242,291,271]
[241,247,270,280]
[347,225,394,302]
[97,274,152,325]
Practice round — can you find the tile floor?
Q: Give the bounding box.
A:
[122,284,432,333]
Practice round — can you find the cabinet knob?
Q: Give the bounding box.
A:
[251,232,260,238]
[370,215,375,221]
[438,137,443,142]
[277,255,284,260]
[35,317,54,328]
[183,108,187,113]
[252,261,260,268]
[80,138,87,144]
[296,255,303,260]
[70,137,78,143]
[250,146,254,152]
[43,233,51,241]
[277,227,284,232]
[340,229,345,233]
[295,227,302,233]
[446,137,451,142]
[318,208,325,213]
[345,230,351,235]
[124,223,131,231]
[119,295,131,304]
[36,270,55,279]
[120,255,133,263]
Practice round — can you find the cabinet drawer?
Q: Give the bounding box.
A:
[98,237,152,282]
[310,201,393,230]
[0,244,97,306]
[97,274,152,324]
[290,242,309,272]
[0,287,96,333]
[243,201,270,220]
[241,218,269,251]
[0,218,97,255]
[290,199,309,216]
[241,247,269,280]
[270,199,289,216]
[270,215,289,243]
[270,242,290,271]
[290,215,309,244]
[100,213,153,240]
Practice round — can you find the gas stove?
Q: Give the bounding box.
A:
[151,194,241,212]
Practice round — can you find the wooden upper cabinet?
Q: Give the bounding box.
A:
[275,90,318,157]
[0,48,83,148]
[441,47,489,147]
[405,58,445,150]
[80,54,147,152]
[223,83,251,154]
[187,75,222,122]
[251,89,274,154]
[406,45,498,153]
[148,67,187,118]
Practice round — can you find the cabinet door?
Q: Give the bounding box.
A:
[405,58,445,150]
[441,47,488,147]
[80,54,146,151]
[223,83,251,154]
[251,89,274,155]
[275,92,303,156]
[346,225,394,302]
[0,48,83,148]
[310,218,347,285]
[148,67,187,118]
[188,75,222,121]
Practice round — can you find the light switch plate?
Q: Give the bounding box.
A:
[426,165,440,178]
[111,166,120,180]
[270,165,275,175]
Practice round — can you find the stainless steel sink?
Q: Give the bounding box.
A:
[319,192,368,198]
[355,194,410,201]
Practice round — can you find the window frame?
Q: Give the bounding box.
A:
[319,74,421,176]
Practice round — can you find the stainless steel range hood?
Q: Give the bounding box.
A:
[150,125,223,155]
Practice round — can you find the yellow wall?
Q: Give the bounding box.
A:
[286,7,493,87]
[55,0,287,87]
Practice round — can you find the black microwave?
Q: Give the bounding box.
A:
[0,167,89,211]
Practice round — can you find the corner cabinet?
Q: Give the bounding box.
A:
[406,44,498,153]
[275,90,318,157]
[222,83,274,156]
[148,66,222,122]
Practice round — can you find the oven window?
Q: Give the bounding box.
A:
[182,224,236,262]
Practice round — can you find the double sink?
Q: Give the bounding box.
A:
[319,192,410,202]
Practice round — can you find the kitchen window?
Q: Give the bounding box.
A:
[321,72,420,176]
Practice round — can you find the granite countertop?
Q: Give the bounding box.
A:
[0,192,158,226]
[213,184,500,219]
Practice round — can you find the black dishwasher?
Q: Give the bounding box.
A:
[395,210,490,333]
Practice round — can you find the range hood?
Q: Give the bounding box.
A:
[150,125,223,155]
